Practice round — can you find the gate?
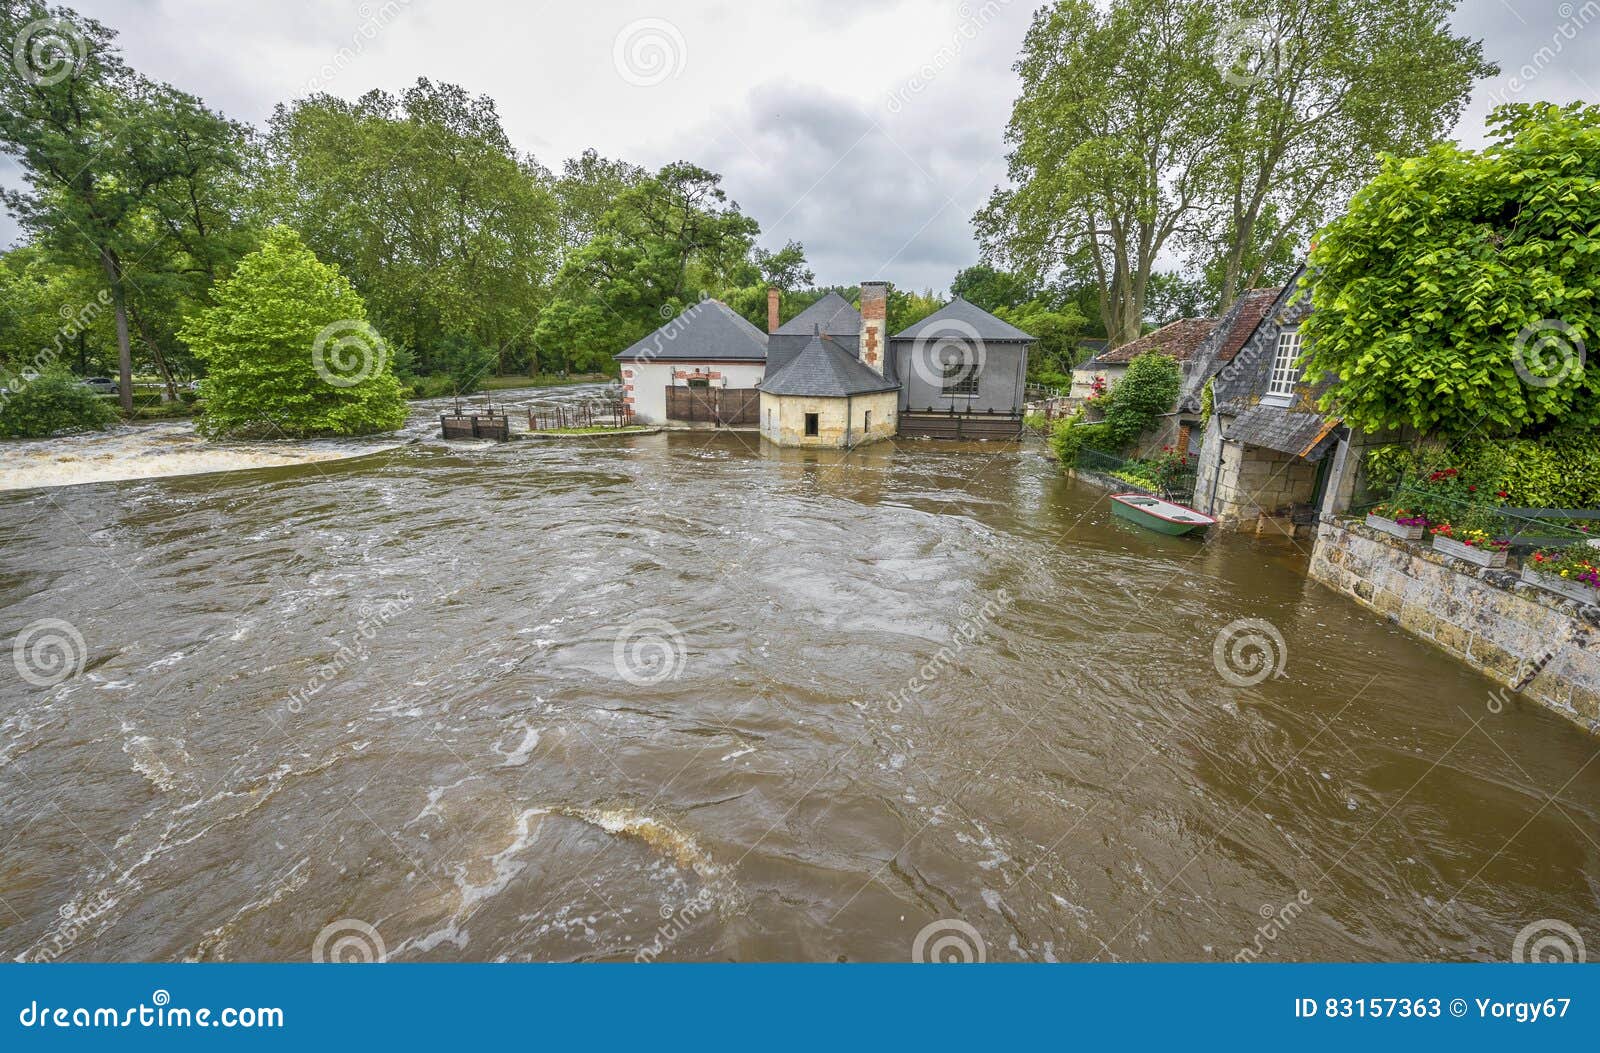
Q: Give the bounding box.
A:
[665,386,759,425]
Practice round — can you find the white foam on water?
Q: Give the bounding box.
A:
[497,725,541,767]
[0,421,406,492]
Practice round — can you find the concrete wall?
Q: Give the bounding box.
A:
[759,390,898,448]
[1310,516,1600,736]
[1069,363,1125,402]
[1192,414,1321,537]
[620,361,765,424]
[891,340,1028,415]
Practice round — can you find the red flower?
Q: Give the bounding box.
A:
[1496,490,1509,499]
[1467,485,1477,493]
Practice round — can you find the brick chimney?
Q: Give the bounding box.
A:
[767,287,781,334]
[859,281,888,375]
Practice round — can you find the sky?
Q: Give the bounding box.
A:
[2,0,1597,294]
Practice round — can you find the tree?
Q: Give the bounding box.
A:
[1300,103,1600,438]
[0,2,246,409]
[260,79,560,378]
[179,227,407,437]
[536,161,759,372]
[976,0,1493,345]
[0,367,118,438]
[752,240,814,289]
[1197,0,1491,307]
[951,264,1038,312]
[553,148,646,253]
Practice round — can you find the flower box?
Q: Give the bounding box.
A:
[1589,538,1600,551]
[1365,513,1425,541]
[1432,534,1508,568]
[1521,565,1600,605]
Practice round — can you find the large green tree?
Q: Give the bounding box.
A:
[260,79,559,378]
[976,0,1492,345]
[0,1,246,409]
[180,227,407,437]
[1300,103,1600,437]
[536,162,759,372]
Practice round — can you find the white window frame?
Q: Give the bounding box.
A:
[1266,330,1302,402]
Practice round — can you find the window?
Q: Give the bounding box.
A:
[940,355,980,397]
[863,409,872,431]
[686,375,710,389]
[1267,330,1302,399]
[804,412,819,437]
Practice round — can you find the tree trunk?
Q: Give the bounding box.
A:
[129,306,178,402]
[99,248,133,414]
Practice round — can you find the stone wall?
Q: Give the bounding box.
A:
[759,390,898,448]
[1191,415,1321,537]
[1309,515,1600,736]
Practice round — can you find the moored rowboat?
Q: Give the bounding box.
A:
[1110,493,1216,536]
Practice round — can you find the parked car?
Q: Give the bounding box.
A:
[81,376,118,395]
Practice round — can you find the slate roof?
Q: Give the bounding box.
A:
[1225,404,1341,461]
[1097,316,1219,365]
[1173,286,1283,414]
[758,334,899,398]
[890,296,1034,342]
[774,292,860,337]
[614,299,768,362]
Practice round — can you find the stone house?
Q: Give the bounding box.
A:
[1068,316,1218,407]
[1191,270,1344,536]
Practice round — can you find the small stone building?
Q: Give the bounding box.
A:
[1191,270,1343,536]
[758,327,899,447]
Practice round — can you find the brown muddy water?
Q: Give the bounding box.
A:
[2,386,1597,962]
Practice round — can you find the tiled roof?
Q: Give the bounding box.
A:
[890,296,1034,342]
[1098,316,1219,364]
[1213,287,1281,363]
[759,335,899,397]
[614,299,768,362]
[774,292,860,337]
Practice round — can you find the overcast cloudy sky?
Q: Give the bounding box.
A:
[2,0,1596,292]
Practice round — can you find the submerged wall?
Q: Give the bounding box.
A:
[1309,515,1600,736]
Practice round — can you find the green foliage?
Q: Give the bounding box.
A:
[1366,432,1600,511]
[1302,103,1600,436]
[1102,352,1180,448]
[260,80,560,377]
[179,228,407,437]
[0,371,118,438]
[976,0,1490,342]
[1049,411,1117,463]
[1199,377,1215,429]
[995,299,1088,384]
[951,265,1038,312]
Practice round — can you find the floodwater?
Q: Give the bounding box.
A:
[2,386,1596,962]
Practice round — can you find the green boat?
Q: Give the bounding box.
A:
[1110,493,1216,536]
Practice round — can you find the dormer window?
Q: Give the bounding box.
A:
[1267,330,1302,400]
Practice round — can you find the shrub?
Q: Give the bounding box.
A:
[0,372,118,438]
[179,227,407,438]
[1366,433,1600,509]
[1102,352,1180,449]
[1049,411,1116,463]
